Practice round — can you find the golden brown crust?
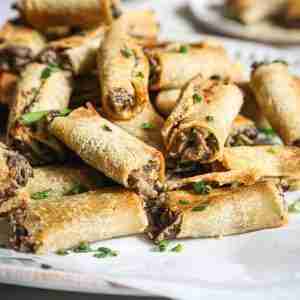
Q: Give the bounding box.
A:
[0,72,17,107]
[148,42,244,91]
[251,62,300,145]
[20,0,121,29]
[156,182,288,240]
[10,188,148,254]
[7,63,73,165]
[49,107,165,198]
[98,19,150,120]
[223,146,300,179]
[162,76,243,163]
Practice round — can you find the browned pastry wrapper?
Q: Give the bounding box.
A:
[39,27,107,76]
[162,76,243,164]
[154,182,288,241]
[251,62,300,146]
[0,142,33,214]
[7,63,73,165]
[19,0,122,29]
[0,72,17,107]
[226,115,258,146]
[114,102,165,151]
[98,19,150,120]
[223,146,300,179]
[225,0,287,24]
[0,21,46,73]
[9,188,148,254]
[48,107,165,199]
[148,42,244,91]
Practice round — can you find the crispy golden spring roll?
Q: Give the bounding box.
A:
[225,0,287,24]
[98,20,150,120]
[0,72,17,107]
[0,21,46,73]
[25,164,114,199]
[9,188,148,253]
[114,102,165,151]
[251,62,300,146]
[153,182,288,241]
[223,146,300,179]
[154,89,181,118]
[148,42,244,91]
[162,76,243,164]
[39,27,107,76]
[0,142,33,214]
[166,169,259,191]
[285,0,300,27]
[18,0,122,29]
[226,115,258,146]
[7,63,73,165]
[48,107,165,198]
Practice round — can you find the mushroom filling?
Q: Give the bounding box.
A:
[226,126,258,147]
[128,159,162,199]
[0,46,33,71]
[169,128,219,162]
[149,56,160,86]
[108,87,137,114]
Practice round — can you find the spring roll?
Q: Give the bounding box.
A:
[18,0,122,29]
[9,188,148,254]
[0,72,17,107]
[39,27,107,76]
[48,106,165,198]
[162,76,243,164]
[153,182,288,241]
[148,42,244,91]
[7,63,73,165]
[98,20,150,120]
[0,21,46,73]
[251,62,300,146]
[154,89,181,118]
[25,164,114,199]
[285,0,300,27]
[0,142,33,214]
[114,102,165,151]
[225,0,287,24]
[223,146,300,179]
[226,115,258,146]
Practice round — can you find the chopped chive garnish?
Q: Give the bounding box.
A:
[193,181,211,195]
[136,72,144,79]
[121,46,133,58]
[31,189,52,200]
[65,183,88,196]
[20,111,49,125]
[141,122,154,129]
[170,244,183,253]
[94,247,118,258]
[102,124,112,132]
[41,63,60,80]
[178,199,189,205]
[260,128,276,136]
[179,45,188,54]
[289,201,300,213]
[193,93,202,103]
[192,203,209,212]
[273,59,288,66]
[156,240,170,252]
[73,241,93,253]
[56,249,69,256]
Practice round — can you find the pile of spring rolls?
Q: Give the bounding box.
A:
[0,0,299,255]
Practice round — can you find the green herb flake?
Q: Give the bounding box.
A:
[102,124,112,132]
[170,244,183,253]
[31,189,52,200]
[73,241,93,253]
[267,148,278,155]
[192,203,209,212]
[178,199,189,205]
[193,181,211,195]
[56,249,69,256]
[66,183,88,196]
[58,108,72,117]
[94,247,118,259]
[288,201,300,213]
[206,115,214,122]
[136,72,144,79]
[193,93,202,103]
[141,122,154,129]
[20,111,49,126]
[157,240,170,252]
[273,59,288,66]
[260,128,276,136]
[121,46,133,58]
[179,45,188,54]
[41,63,59,80]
